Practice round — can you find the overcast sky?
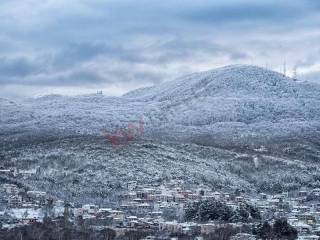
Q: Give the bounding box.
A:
[0,0,320,98]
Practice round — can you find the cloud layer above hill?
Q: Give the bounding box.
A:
[1,0,320,98]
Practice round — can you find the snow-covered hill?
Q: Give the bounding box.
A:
[1,65,320,199]
[2,136,320,204]
[124,65,320,100]
[1,65,320,147]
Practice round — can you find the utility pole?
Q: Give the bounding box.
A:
[283,61,286,76]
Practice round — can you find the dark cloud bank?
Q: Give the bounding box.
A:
[0,0,319,98]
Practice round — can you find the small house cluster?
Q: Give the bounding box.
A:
[1,174,320,239]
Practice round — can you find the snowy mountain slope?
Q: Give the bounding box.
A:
[123,65,320,100]
[1,65,320,200]
[1,65,320,147]
[124,65,320,146]
[2,136,320,204]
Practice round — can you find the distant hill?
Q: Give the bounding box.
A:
[1,65,320,148]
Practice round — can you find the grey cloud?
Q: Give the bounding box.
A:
[0,57,42,78]
[300,70,320,83]
[180,3,297,24]
[155,39,249,63]
[51,70,105,86]
[0,0,320,97]
[296,51,320,68]
[0,69,105,87]
[50,41,156,70]
[229,52,248,60]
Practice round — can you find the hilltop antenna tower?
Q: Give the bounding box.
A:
[293,66,297,81]
[283,61,286,76]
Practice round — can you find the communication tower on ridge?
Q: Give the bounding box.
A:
[292,66,298,81]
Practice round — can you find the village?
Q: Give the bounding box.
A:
[1,167,320,240]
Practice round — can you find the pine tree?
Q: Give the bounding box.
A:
[273,218,298,240]
[256,221,273,240]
